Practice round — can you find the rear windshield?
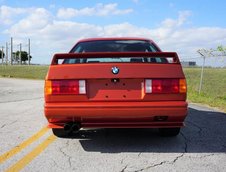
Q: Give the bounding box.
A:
[70,40,159,53]
[64,40,167,64]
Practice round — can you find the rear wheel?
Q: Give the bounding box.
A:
[159,128,180,137]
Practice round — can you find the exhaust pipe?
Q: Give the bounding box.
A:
[64,122,80,133]
[64,122,72,131]
[71,123,81,133]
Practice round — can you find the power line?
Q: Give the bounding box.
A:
[1,37,31,65]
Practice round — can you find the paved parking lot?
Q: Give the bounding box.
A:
[0,78,226,172]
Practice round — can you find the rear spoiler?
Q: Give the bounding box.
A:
[51,52,180,65]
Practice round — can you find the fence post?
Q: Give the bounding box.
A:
[198,56,205,94]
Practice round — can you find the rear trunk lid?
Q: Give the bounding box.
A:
[45,52,186,102]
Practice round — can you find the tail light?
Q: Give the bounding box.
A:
[145,79,186,94]
[45,80,86,95]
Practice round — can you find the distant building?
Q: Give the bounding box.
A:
[181,61,196,67]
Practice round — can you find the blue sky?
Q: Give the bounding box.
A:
[2,0,225,27]
[0,0,226,65]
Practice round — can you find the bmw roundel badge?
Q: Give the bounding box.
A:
[112,66,119,74]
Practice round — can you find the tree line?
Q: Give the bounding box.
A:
[0,50,32,64]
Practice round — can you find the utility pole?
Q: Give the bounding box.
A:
[10,37,13,65]
[19,43,22,65]
[1,46,3,65]
[28,39,30,65]
[199,54,205,94]
[6,42,8,65]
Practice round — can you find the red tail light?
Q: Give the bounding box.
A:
[145,79,186,94]
[45,80,86,95]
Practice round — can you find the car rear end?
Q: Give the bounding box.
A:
[44,51,188,136]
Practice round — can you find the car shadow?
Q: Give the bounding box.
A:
[66,107,226,153]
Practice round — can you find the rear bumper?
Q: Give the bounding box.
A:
[44,101,188,128]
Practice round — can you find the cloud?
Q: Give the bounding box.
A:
[161,10,192,28]
[57,3,133,19]
[2,6,226,66]
[5,8,52,36]
[132,0,139,3]
[0,5,32,25]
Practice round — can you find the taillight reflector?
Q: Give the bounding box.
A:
[45,80,86,95]
[145,79,152,93]
[179,79,187,93]
[79,80,86,94]
[45,80,52,95]
[145,79,186,94]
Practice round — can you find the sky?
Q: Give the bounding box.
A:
[0,0,226,65]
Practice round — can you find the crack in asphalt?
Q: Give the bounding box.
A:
[185,153,216,160]
[1,124,7,128]
[52,159,65,171]
[120,158,124,165]
[122,153,187,172]
[122,132,189,172]
[180,132,188,153]
[120,156,129,172]
[0,120,18,128]
[186,120,203,136]
[198,153,215,159]
[120,165,128,172]
[58,140,72,169]
[0,97,43,104]
[133,160,168,172]
[132,152,186,172]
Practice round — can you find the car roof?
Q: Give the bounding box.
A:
[77,37,154,43]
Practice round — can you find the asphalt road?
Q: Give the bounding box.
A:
[0,78,226,172]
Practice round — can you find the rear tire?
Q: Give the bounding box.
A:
[159,128,180,137]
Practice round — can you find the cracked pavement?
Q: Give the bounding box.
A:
[0,78,226,172]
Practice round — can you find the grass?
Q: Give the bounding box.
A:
[183,67,226,112]
[0,65,48,80]
[0,65,225,112]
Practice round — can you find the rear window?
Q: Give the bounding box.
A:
[64,40,167,64]
[71,40,159,53]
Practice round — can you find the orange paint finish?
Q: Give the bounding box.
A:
[47,63,184,80]
[44,38,188,129]
[45,101,187,128]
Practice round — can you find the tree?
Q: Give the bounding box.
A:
[13,51,32,63]
[0,49,5,59]
[217,45,226,52]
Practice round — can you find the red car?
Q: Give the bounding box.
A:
[44,38,187,137]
